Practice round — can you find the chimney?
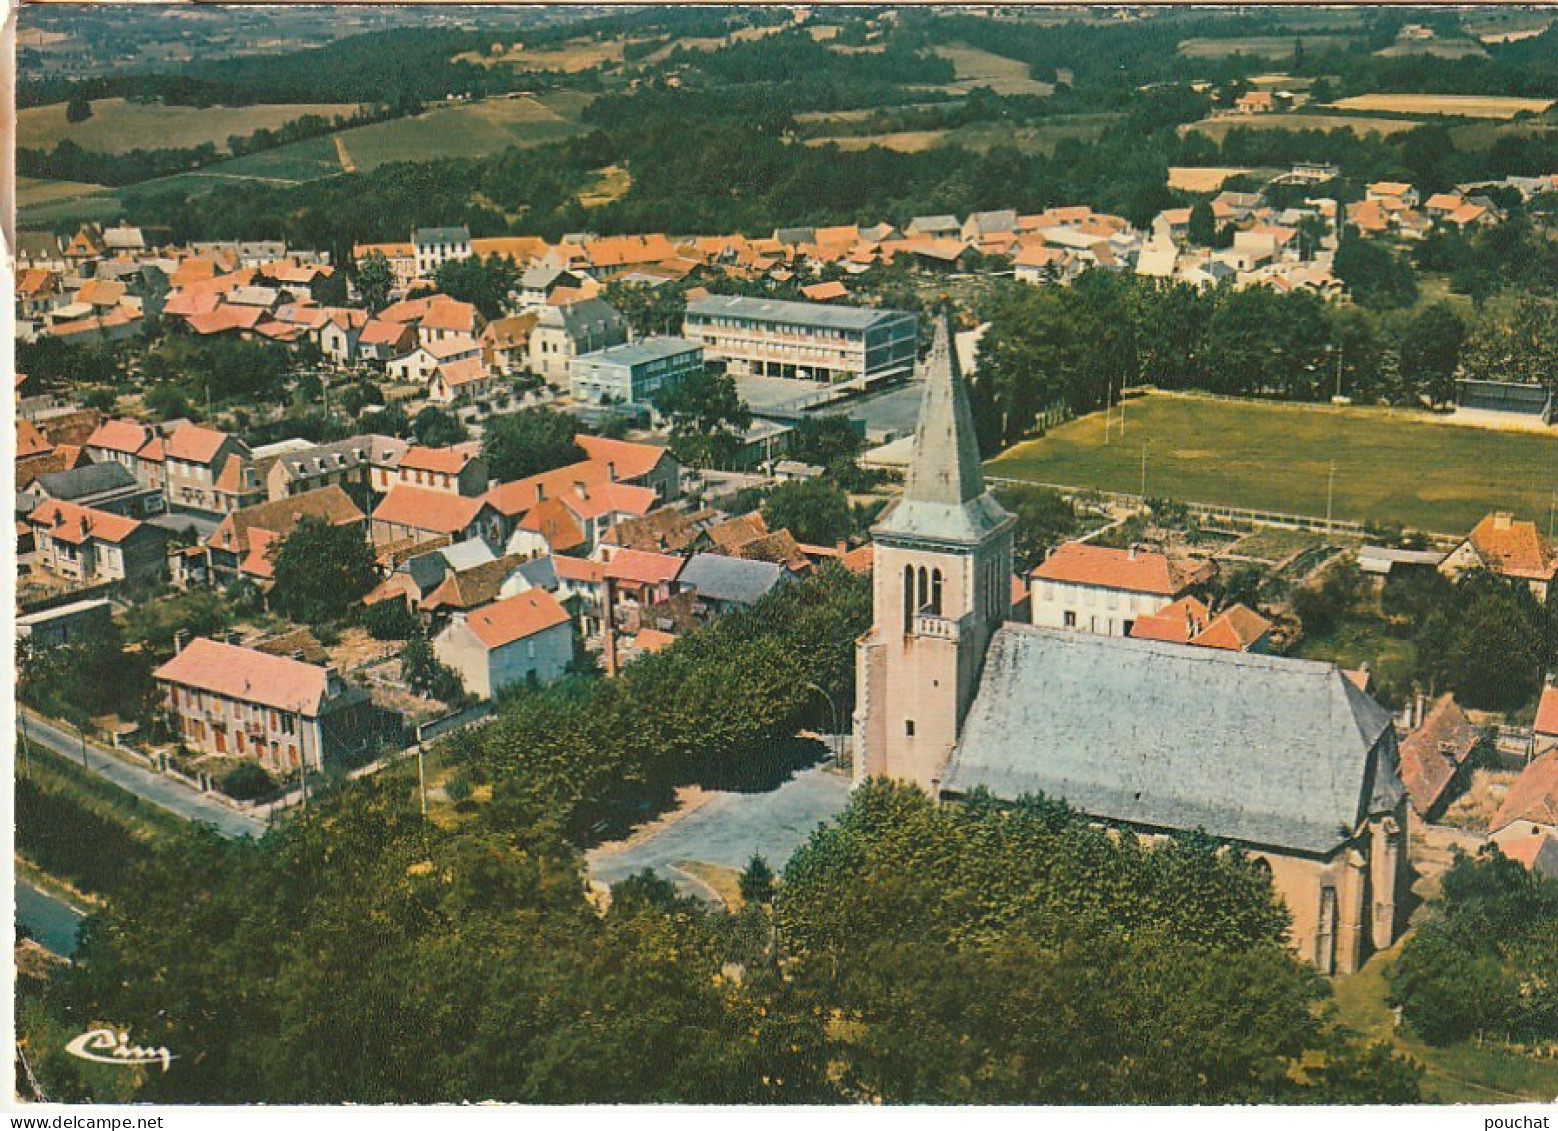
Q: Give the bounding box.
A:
[606,461,616,482]
[574,481,587,500]
[174,628,189,653]
[1494,511,1514,530]
[536,481,545,501]
[1127,546,1137,560]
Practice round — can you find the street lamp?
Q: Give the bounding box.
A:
[804,681,841,767]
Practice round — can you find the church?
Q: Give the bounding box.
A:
[853,314,1411,975]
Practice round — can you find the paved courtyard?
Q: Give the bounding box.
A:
[587,764,852,900]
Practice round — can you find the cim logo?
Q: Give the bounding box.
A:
[64,1028,175,1073]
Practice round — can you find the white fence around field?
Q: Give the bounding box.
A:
[984,477,1462,541]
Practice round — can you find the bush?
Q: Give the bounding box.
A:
[218,761,278,802]
[363,599,419,641]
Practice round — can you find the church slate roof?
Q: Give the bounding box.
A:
[873,312,1012,546]
[944,624,1403,856]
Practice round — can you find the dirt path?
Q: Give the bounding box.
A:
[334,135,356,173]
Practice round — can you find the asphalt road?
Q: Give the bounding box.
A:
[21,713,264,840]
[587,764,851,897]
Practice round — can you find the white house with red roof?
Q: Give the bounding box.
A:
[1029,541,1213,637]
[432,588,573,699]
[371,485,505,552]
[26,499,170,585]
[394,445,489,496]
[163,423,258,515]
[85,417,167,491]
[154,637,374,771]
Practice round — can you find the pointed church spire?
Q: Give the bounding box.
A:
[873,306,1011,547]
[903,308,985,506]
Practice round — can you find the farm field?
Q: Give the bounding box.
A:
[15,176,109,208]
[1374,37,1488,59]
[1167,166,1252,192]
[1185,112,1421,141]
[1176,34,1360,58]
[802,130,947,153]
[986,391,1558,535]
[334,95,586,172]
[926,43,1054,97]
[456,36,638,72]
[1327,93,1555,119]
[16,97,362,153]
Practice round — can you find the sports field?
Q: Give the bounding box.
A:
[986,392,1558,535]
[16,97,361,153]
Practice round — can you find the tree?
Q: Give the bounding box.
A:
[652,368,750,469]
[604,279,688,338]
[1334,231,1419,311]
[269,517,378,626]
[355,250,394,314]
[434,253,520,322]
[1292,558,1363,639]
[992,483,1077,571]
[1460,296,1558,394]
[363,599,419,641]
[1187,199,1217,247]
[739,854,776,905]
[786,415,863,473]
[762,479,852,545]
[1414,570,1550,710]
[412,405,467,447]
[402,629,467,703]
[65,94,93,123]
[481,407,582,482]
[1400,303,1467,407]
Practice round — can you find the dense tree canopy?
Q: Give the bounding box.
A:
[481,407,583,483]
[269,517,379,626]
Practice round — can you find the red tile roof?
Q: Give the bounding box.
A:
[420,299,480,333]
[1129,596,1212,644]
[516,497,586,553]
[463,589,569,649]
[575,435,670,481]
[401,445,476,476]
[1031,543,1191,596]
[17,418,53,460]
[165,423,233,464]
[1398,695,1481,818]
[603,548,684,587]
[1191,604,1272,651]
[1467,512,1557,582]
[553,555,607,584]
[1492,750,1558,834]
[372,485,488,535]
[1536,687,1558,738]
[154,637,335,716]
[29,499,142,545]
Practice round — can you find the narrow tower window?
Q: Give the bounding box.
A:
[931,569,943,616]
[903,564,914,633]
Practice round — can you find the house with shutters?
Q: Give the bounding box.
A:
[163,424,259,515]
[529,298,628,385]
[84,418,166,490]
[1030,542,1214,637]
[1440,511,1558,603]
[154,637,377,771]
[432,589,574,699]
[393,445,489,497]
[27,499,170,586]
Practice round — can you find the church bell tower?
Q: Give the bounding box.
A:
[853,310,1015,794]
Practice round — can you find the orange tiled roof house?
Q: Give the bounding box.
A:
[154,637,378,773]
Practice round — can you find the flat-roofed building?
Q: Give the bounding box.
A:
[683,294,917,386]
[570,336,703,407]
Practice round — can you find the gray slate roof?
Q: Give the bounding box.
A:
[678,553,785,606]
[32,461,138,501]
[539,297,626,339]
[686,294,911,333]
[414,226,471,245]
[576,336,701,368]
[511,555,559,592]
[945,625,1403,856]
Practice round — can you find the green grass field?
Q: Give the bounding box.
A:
[987,392,1558,535]
[1176,34,1361,58]
[335,95,587,172]
[17,97,362,154]
[1331,944,1558,1103]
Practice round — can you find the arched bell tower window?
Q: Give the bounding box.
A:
[930,569,943,616]
[903,564,914,633]
[917,566,929,613]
